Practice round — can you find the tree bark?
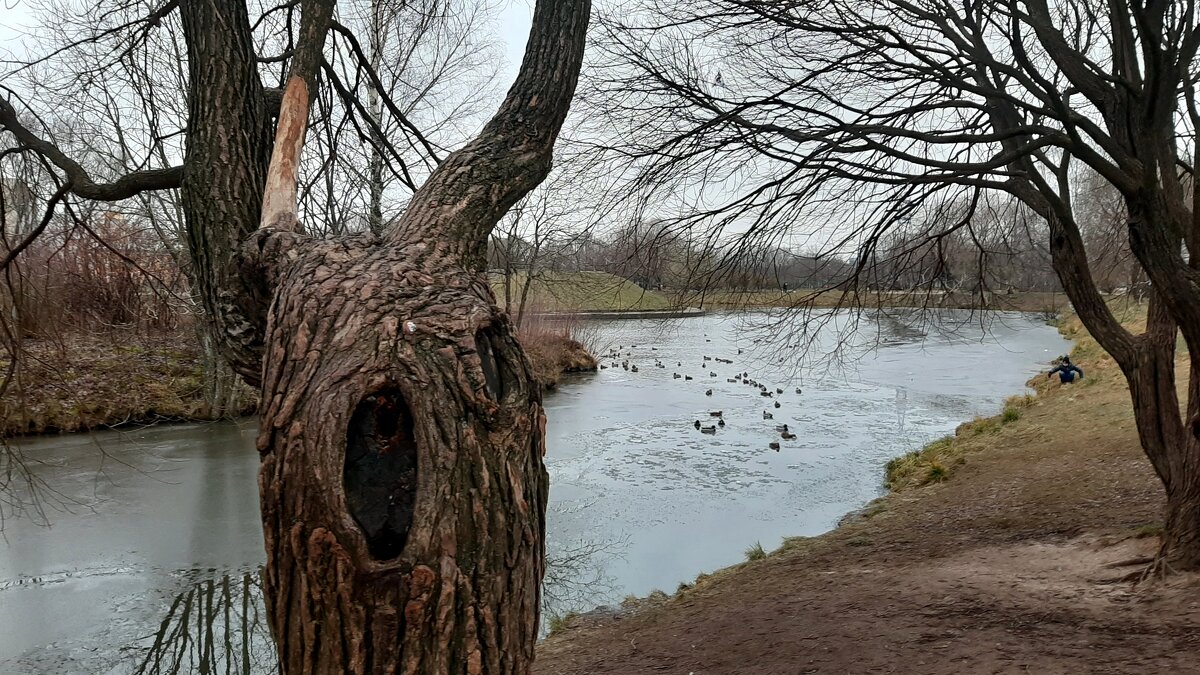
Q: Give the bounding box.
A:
[250,0,591,671]
[178,0,274,385]
[256,233,548,673]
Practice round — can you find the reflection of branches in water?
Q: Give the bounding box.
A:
[130,569,275,675]
[543,499,628,618]
[543,535,626,618]
[0,440,79,532]
[132,533,623,673]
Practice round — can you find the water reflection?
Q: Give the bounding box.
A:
[125,569,272,675]
[130,527,622,675]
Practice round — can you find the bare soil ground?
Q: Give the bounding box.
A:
[536,316,1200,674]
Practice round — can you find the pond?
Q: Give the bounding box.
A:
[0,310,1069,673]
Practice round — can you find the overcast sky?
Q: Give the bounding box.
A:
[0,0,534,85]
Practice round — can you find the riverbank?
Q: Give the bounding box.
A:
[0,330,257,436]
[535,307,1200,674]
[679,288,1067,314]
[0,326,597,437]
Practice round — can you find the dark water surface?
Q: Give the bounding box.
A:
[0,310,1068,673]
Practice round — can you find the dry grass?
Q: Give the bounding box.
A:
[516,315,599,390]
[491,271,673,313]
[0,330,256,436]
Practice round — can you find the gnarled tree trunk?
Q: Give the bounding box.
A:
[256,234,548,672]
[248,0,590,671]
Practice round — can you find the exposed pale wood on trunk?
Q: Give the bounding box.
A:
[249,0,591,671]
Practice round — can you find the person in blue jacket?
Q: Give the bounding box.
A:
[1048,356,1084,383]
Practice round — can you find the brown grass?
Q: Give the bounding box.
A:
[0,329,256,436]
[516,315,598,391]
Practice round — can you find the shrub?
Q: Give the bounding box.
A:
[544,612,576,636]
[922,462,948,484]
[744,541,767,561]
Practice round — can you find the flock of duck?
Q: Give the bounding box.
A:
[600,342,803,452]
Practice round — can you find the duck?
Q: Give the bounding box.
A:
[763,411,774,420]
[709,410,724,417]
[776,388,783,394]
[761,391,773,398]
[630,365,639,373]
[600,364,608,370]
[700,425,717,434]
[775,424,789,432]
[710,372,717,377]
[781,431,797,440]
[694,419,701,429]
[674,373,682,379]
[718,418,726,427]
[705,389,713,396]
[774,401,781,409]
[727,378,737,383]
[685,375,693,381]
[769,441,780,451]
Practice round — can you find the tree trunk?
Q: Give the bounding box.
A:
[1116,294,1200,570]
[255,233,548,673]
[366,0,386,236]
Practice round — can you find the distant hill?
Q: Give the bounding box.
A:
[489,271,673,313]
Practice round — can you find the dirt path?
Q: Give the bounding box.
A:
[536,327,1200,674]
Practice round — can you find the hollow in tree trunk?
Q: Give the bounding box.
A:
[256,234,548,673]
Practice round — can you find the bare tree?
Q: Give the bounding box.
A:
[2,0,590,672]
[586,0,1200,572]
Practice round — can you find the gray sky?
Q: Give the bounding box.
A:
[1,0,533,82]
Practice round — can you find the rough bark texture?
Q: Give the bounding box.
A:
[250,1,591,671]
[178,0,274,385]
[256,234,548,673]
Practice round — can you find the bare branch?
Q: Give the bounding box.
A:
[0,95,182,200]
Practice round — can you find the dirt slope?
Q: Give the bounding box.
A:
[536,317,1200,674]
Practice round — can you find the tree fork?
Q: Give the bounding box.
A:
[248,0,591,670]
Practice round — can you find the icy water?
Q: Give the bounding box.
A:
[0,310,1068,673]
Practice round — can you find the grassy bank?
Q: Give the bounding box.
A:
[673,288,1068,313]
[0,321,598,438]
[0,330,257,436]
[491,271,673,313]
[537,304,1200,673]
[521,330,598,390]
